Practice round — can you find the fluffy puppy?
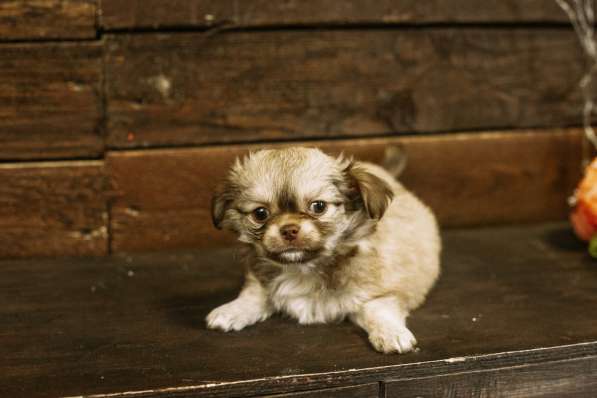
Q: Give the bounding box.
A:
[206,147,441,354]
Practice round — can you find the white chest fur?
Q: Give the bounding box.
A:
[268,266,367,324]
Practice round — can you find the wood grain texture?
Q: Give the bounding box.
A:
[2,223,597,397]
[259,383,379,398]
[0,0,96,40]
[105,29,583,149]
[0,41,103,160]
[0,161,109,258]
[386,357,597,398]
[100,0,567,30]
[107,129,582,253]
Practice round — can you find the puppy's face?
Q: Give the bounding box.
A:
[212,148,393,264]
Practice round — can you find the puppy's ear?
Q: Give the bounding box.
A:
[211,186,233,229]
[344,163,394,220]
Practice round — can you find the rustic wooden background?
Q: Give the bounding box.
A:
[0,1,585,258]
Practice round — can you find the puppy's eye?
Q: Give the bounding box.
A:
[252,207,269,222]
[309,200,327,215]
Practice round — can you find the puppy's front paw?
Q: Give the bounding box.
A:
[206,299,267,332]
[368,326,417,354]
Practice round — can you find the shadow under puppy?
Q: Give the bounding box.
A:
[207,147,441,354]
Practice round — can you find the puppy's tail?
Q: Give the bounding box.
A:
[383,145,408,178]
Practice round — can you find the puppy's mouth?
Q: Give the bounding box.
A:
[270,248,320,264]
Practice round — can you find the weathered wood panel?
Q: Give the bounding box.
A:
[108,129,582,253]
[0,41,103,160]
[101,0,567,30]
[259,383,379,398]
[2,223,597,397]
[0,161,109,258]
[386,357,597,397]
[105,29,584,149]
[0,0,96,40]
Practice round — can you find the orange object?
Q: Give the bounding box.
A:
[571,158,597,241]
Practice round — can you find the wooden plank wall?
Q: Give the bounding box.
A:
[108,130,582,252]
[105,29,583,148]
[0,1,586,258]
[100,0,568,28]
[0,161,109,257]
[0,0,96,40]
[0,42,103,160]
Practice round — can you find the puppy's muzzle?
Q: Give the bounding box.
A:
[280,224,300,242]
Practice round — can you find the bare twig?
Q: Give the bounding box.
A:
[556,0,597,165]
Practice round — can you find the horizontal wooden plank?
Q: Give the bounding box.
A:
[0,0,96,41]
[101,0,567,30]
[107,128,582,253]
[0,41,103,160]
[259,383,379,398]
[0,161,109,258]
[105,29,584,149]
[2,223,597,397]
[386,357,597,397]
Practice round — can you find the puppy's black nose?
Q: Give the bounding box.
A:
[280,224,300,241]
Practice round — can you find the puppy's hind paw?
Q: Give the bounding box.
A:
[369,326,417,354]
[205,299,268,332]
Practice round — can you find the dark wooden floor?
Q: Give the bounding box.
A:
[2,223,597,398]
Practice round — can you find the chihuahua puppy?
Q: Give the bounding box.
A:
[206,147,440,353]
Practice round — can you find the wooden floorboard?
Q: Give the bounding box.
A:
[385,356,597,397]
[1,222,597,397]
